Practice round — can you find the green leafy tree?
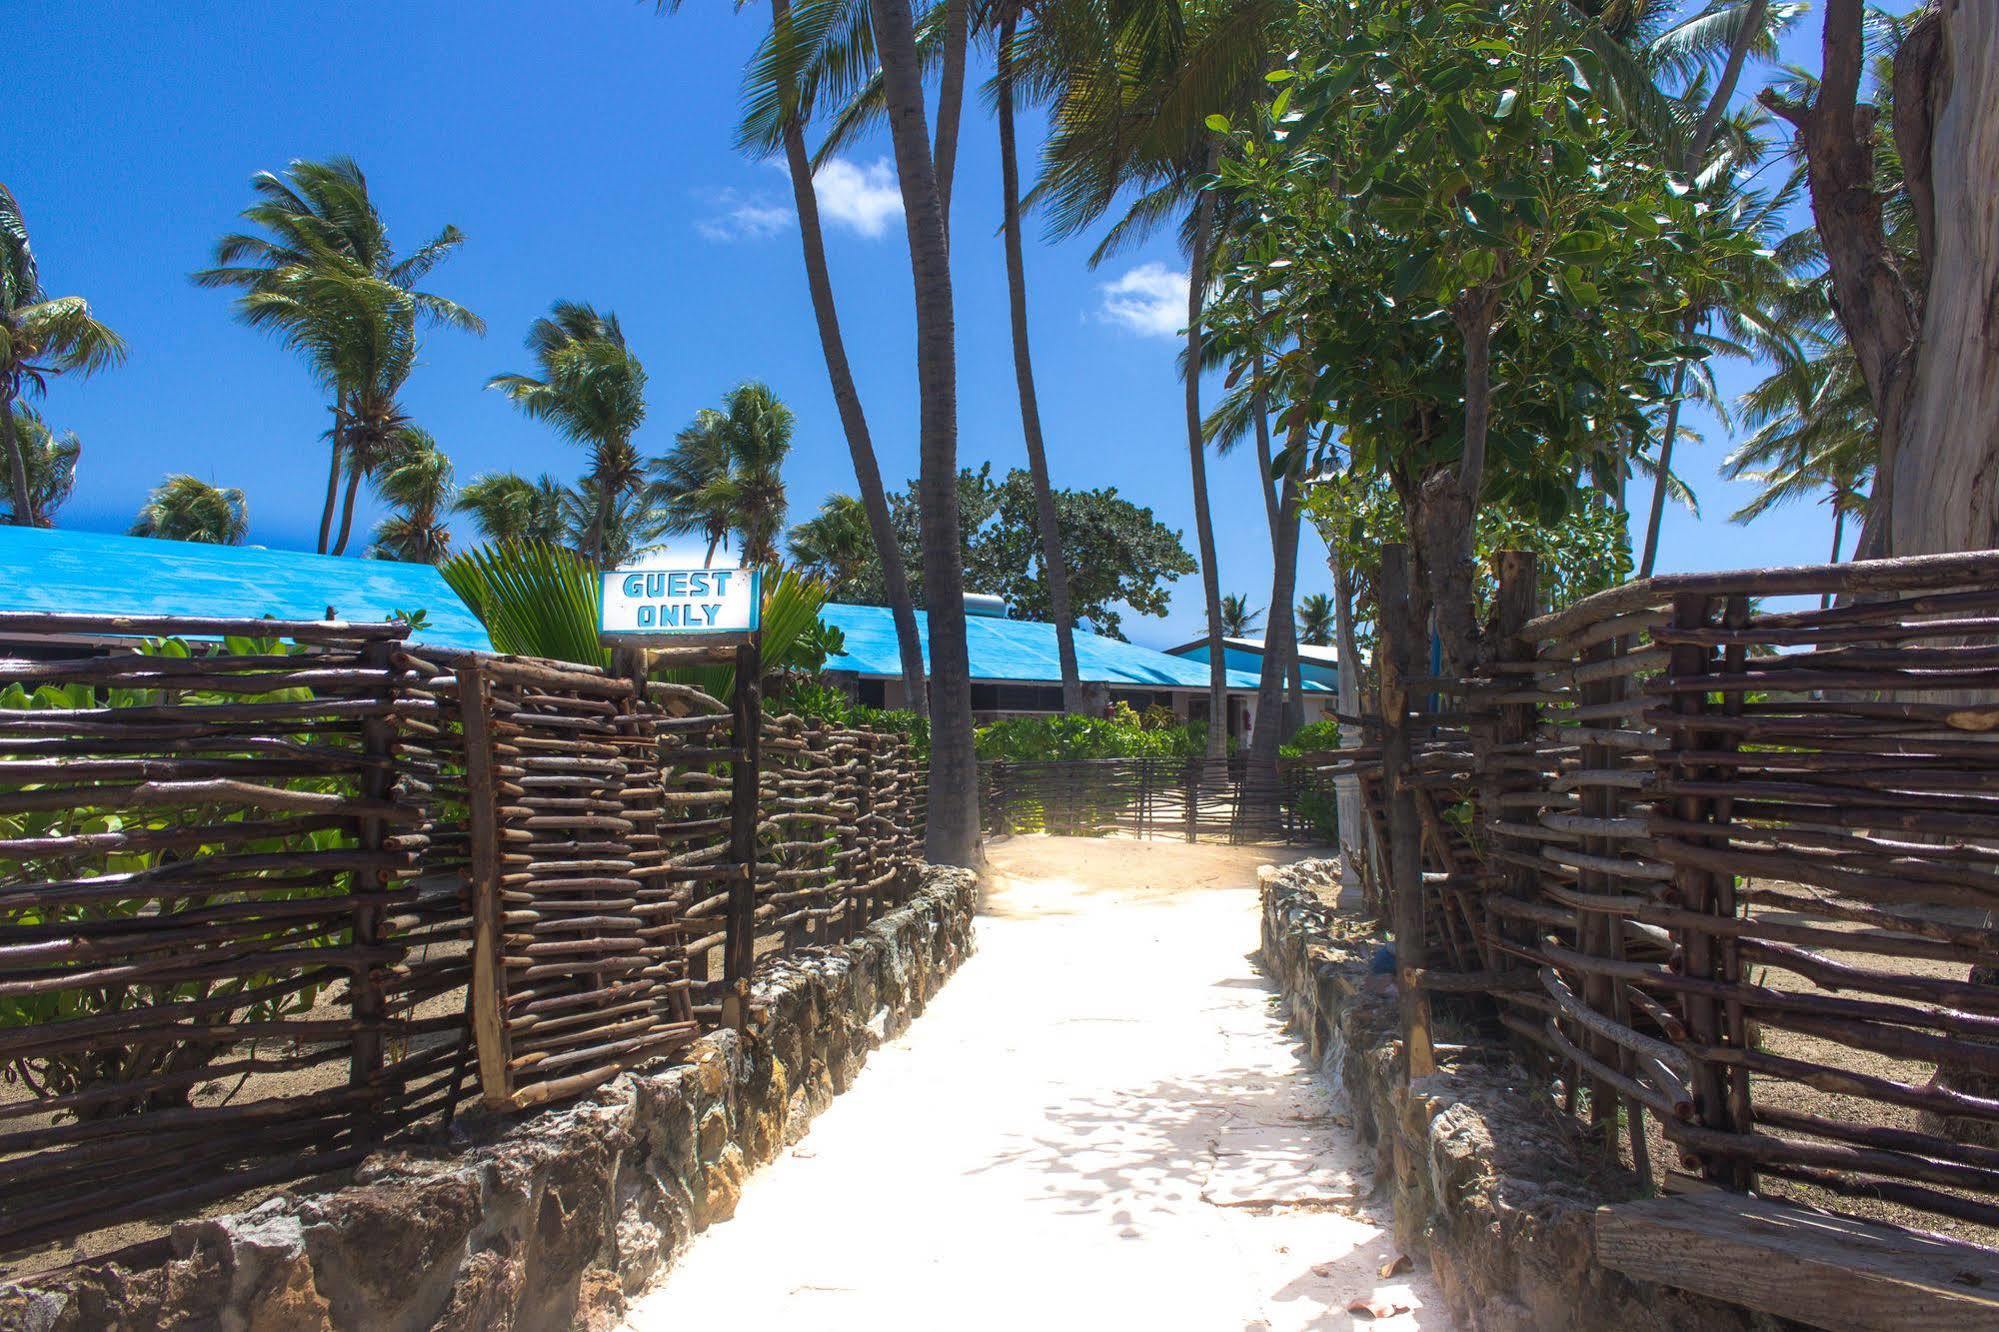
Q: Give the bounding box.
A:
[130,475,250,545]
[0,404,81,527]
[789,493,877,596]
[194,158,480,552]
[1219,594,1262,638]
[455,472,574,548]
[487,301,647,567]
[1,183,124,527]
[1296,593,1335,647]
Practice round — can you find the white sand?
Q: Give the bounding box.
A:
[621,835,1445,1331]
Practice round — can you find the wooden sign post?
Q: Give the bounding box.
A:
[599,566,764,1032]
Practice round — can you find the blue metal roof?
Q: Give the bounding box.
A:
[0,526,493,652]
[818,602,1326,692]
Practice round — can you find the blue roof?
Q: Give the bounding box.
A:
[0,526,493,652]
[818,602,1326,692]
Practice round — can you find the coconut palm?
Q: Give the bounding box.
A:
[679,0,931,711]
[868,0,981,866]
[654,382,793,567]
[487,301,647,567]
[1,183,125,527]
[789,493,876,596]
[0,405,82,527]
[369,427,454,563]
[1296,593,1335,647]
[194,157,480,552]
[456,472,574,548]
[1219,594,1262,638]
[130,475,249,545]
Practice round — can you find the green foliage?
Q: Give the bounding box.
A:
[1279,719,1342,758]
[805,464,1194,639]
[0,636,345,1110]
[783,681,930,756]
[129,474,251,544]
[654,566,834,702]
[0,403,82,526]
[652,381,793,567]
[442,539,610,668]
[974,703,1208,762]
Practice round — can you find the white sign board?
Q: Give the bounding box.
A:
[600,567,761,638]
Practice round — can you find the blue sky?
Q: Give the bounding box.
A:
[14,2,1852,652]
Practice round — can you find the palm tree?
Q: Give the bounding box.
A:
[1,183,125,527]
[487,301,647,568]
[194,157,480,552]
[0,405,82,527]
[369,427,454,563]
[1296,593,1335,647]
[654,382,794,566]
[456,472,573,547]
[991,3,1086,714]
[789,492,876,595]
[868,0,980,866]
[130,475,249,545]
[684,0,930,712]
[1219,593,1262,638]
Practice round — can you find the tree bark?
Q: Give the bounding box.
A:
[317,414,343,554]
[1185,161,1228,759]
[1640,328,1694,577]
[1415,286,1500,678]
[331,462,364,557]
[772,0,928,712]
[1891,1,1999,556]
[870,0,980,867]
[1822,502,1846,610]
[1251,427,1305,778]
[998,8,1083,713]
[1,391,31,527]
[1332,556,1367,898]
[932,0,969,235]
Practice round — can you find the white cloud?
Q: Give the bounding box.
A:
[695,188,793,243]
[810,157,903,238]
[1097,262,1190,338]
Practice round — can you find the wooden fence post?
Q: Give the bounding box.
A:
[1379,545,1435,1079]
[350,636,397,1142]
[456,661,514,1109]
[724,638,762,1032]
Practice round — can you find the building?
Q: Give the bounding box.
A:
[0,526,493,655]
[1164,635,1341,736]
[817,599,1328,735]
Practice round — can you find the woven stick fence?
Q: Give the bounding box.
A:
[980,756,1332,844]
[1319,548,1999,1233]
[0,617,926,1262]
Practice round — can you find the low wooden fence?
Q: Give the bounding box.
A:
[1332,548,1999,1234]
[980,755,1336,845]
[0,613,925,1261]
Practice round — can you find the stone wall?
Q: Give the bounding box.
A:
[1,867,978,1332]
[1258,861,1770,1332]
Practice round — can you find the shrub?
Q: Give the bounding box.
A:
[974,707,1208,762]
[1280,719,1342,758]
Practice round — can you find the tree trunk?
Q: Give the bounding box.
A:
[1333,556,1367,899]
[1185,162,1228,759]
[932,0,968,234]
[331,462,365,557]
[317,414,343,554]
[871,0,980,867]
[998,10,1083,713]
[1,391,31,526]
[1251,431,1305,779]
[1416,287,1500,678]
[1891,1,1999,556]
[1640,333,1694,578]
[772,0,928,712]
[1822,502,1846,610]
[1765,0,1922,558]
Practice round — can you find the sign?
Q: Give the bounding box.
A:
[600,567,761,638]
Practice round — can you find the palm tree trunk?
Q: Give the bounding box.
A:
[331,463,364,556]
[1251,423,1305,778]
[317,409,344,554]
[871,0,979,867]
[1185,162,1227,760]
[998,9,1082,713]
[772,0,928,712]
[1822,501,1846,610]
[932,0,969,234]
[1640,330,1695,577]
[1,391,32,526]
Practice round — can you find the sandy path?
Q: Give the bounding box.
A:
[621,836,1444,1331]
